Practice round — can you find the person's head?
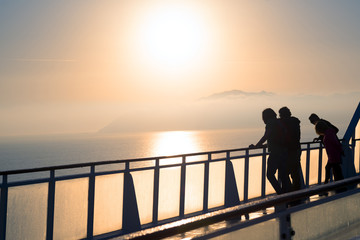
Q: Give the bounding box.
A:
[309,113,320,125]
[315,121,328,136]
[262,108,277,124]
[279,107,291,119]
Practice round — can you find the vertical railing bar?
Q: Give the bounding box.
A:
[244,149,249,203]
[305,143,311,187]
[0,174,8,240]
[351,132,356,166]
[226,151,230,161]
[350,132,358,176]
[46,170,55,240]
[125,161,130,172]
[152,158,160,224]
[318,145,323,184]
[2,141,354,239]
[203,154,210,212]
[179,156,186,218]
[87,166,96,239]
[358,139,360,172]
[225,151,230,204]
[261,148,267,198]
[357,138,360,172]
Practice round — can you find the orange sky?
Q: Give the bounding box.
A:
[1,0,360,136]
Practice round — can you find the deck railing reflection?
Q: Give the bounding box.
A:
[0,135,359,240]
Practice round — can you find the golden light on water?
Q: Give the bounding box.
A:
[151,131,201,157]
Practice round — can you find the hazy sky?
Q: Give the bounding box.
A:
[1,0,360,136]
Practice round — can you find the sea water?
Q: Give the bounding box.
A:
[0,128,264,171]
[0,128,266,239]
[0,127,319,171]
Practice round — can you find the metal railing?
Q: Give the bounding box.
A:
[0,102,359,240]
[119,175,360,240]
[0,138,359,240]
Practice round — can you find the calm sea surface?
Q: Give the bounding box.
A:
[0,128,316,171]
[0,128,328,240]
[0,129,260,171]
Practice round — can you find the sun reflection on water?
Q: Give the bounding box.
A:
[150,131,201,157]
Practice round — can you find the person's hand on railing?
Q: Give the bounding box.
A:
[249,143,267,149]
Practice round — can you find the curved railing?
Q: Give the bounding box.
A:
[121,175,360,240]
[0,103,359,240]
[0,138,359,240]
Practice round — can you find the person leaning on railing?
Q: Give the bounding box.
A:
[315,121,344,184]
[309,113,339,142]
[249,108,292,194]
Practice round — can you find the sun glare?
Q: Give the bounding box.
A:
[151,131,200,157]
[136,4,211,69]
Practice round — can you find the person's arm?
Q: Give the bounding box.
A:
[313,135,323,142]
[255,133,267,147]
[249,128,270,148]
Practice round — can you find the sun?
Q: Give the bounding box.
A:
[136,4,211,69]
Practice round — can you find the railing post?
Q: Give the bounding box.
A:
[342,101,360,143]
[353,133,360,172]
[261,148,267,198]
[203,154,210,212]
[341,133,357,179]
[152,158,160,224]
[342,101,359,178]
[179,156,186,218]
[278,204,295,240]
[244,149,249,203]
[0,175,8,240]
[351,131,356,154]
[87,166,95,239]
[349,131,357,175]
[305,143,310,187]
[318,145,323,184]
[46,170,55,240]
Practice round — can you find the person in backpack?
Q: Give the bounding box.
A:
[279,107,304,192]
[315,121,344,183]
[309,113,339,143]
[249,108,291,194]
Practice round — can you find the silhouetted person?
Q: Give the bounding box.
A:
[315,121,344,184]
[249,108,291,194]
[279,107,304,192]
[309,113,339,142]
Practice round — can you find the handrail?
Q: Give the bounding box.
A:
[123,175,360,240]
[1,138,357,239]
[0,102,359,240]
[0,140,341,176]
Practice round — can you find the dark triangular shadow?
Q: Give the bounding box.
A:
[225,160,241,207]
[122,172,141,233]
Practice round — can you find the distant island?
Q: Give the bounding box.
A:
[98,90,360,135]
